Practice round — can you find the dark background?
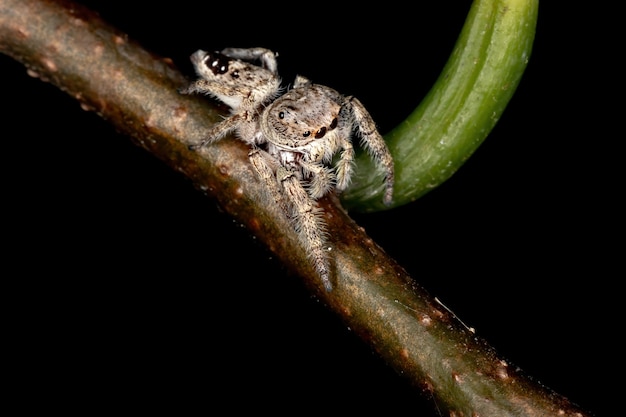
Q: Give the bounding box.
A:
[4,1,616,415]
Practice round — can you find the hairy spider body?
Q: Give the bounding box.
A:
[182,47,394,291]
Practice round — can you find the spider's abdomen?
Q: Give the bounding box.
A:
[188,49,281,111]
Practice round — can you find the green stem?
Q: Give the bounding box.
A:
[343,0,538,212]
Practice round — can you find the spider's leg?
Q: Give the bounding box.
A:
[333,138,355,192]
[188,113,244,150]
[248,148,289,214]
[179,78,234,96]
[277,166,332,291]
[346,97,395,205]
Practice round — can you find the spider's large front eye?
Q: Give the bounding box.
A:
[329,117,338,130]
[315,127,327,139]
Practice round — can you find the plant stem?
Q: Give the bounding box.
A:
[343,0,538,212]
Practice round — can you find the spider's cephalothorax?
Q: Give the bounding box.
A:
[182,47,394,291]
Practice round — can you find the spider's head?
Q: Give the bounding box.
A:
[262,85,341,149]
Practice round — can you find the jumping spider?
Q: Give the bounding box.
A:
[181,47,394,291]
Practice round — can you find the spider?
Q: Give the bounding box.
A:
[181,47,394,291]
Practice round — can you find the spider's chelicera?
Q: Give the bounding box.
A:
[181,47,394,291]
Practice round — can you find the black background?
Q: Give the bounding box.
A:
[4,1,616,415]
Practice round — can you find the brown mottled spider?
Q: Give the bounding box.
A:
[181,47,394,291]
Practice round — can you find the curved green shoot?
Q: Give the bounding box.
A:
[342,0,538,212]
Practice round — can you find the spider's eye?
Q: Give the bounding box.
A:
[315,127,327,139]
[231,70,239,78]
[303,131,311,137]
[329,117,338,130]
[205,54,229,75]
[278,112,285,119]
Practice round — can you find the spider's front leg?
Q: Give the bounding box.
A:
[344,97,395,205]
[276,166,332,291]
[248,148,289,214]
[249,150,332,290]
